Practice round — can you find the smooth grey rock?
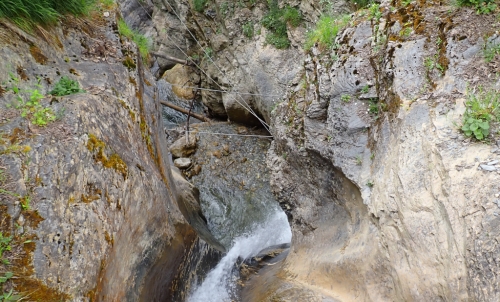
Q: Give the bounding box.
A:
[174,157,192,169]
[480,164,496,171]
[169,134,197,158]
[487,160,499,165]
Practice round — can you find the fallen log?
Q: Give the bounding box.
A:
[151,52,192,66]
[160,100,211,122]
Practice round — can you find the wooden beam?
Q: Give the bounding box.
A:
[160,100,211,122]
[151,52,192,66]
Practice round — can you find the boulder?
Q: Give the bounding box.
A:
[174,157,192,169]
[169,133,197,158]
[162,64,197,100]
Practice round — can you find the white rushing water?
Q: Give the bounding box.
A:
[188,210,292,302]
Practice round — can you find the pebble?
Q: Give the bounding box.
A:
[174,158,192,169]
[480,164,496,171]
[487,160,499,165]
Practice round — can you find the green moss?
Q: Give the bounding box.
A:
[122,56,136,70]
[87,134,128,179]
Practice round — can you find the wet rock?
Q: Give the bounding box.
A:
[174,157,192,169]
[169,134,197,158]
[171,168,225,252]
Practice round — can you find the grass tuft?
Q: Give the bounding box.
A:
[0,0,97,31]
[305,14,351,50]
[117,19,151,60]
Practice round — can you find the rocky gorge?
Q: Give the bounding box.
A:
[1,0,500,301]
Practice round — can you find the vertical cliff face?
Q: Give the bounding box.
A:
[0,9,193,301]
[263,2,500,301]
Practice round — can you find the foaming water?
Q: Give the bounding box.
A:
[188,210,292,302]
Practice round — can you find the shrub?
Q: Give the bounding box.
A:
[193,0,208,12]
[261,1,301,49]
[305,14,350,50]
[456,0,497,14]
[117,19,151,60]
[49,76,85,96]
[242,21,254,38]
[461,87,500,140]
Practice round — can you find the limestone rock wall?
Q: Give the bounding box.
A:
[262,2,500,301]
[0,10,192,301]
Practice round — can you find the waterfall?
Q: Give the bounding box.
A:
[188,210,292,302]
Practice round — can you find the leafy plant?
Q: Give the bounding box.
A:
[457,0,496,14]
[117,19,151,60]
[484,40,500,62]
[193,0,208,12]
[0,233,12,261]
[305,14,350,50]
[461,87,500,140]
[0,288,22,302]
[49,76,85,96]
[341,94,351,102]
[368,3,382,22]
[15,89,56,127]
[242,22,254,38]
[261,1,301,49]
[0,272,13,284]
[361,85,370,94]
[20,195,30,211]
[368,98,379,114]
[399,27,412,38]
[424,54,444,75]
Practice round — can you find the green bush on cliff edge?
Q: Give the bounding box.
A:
[0,0,96,30]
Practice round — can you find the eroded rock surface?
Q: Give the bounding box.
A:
[0,11,193,301]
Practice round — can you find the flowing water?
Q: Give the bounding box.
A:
[158,83,291,301]
[188,210,292,302]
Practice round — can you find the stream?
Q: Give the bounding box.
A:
[160,81,292,301]
[188,210,291,302]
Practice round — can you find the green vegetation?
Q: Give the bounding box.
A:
[484,40,500,62]
[0,233,22,301]
[261,1,301,49]
[193,0,209,12]
[461,87,500,140]
[0,0,96,31]
[368,98,379,114]
[16,89,56,127]
[305,15,350,50]
[0,233,12,263]
[49,76,85,96]
[456,0,497,14]
[341,94,351,102]
[117,19,151,60]
[424,54,445,75]
[3,74,59,127]
[368,3,382,22]
[242,21,254,38]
